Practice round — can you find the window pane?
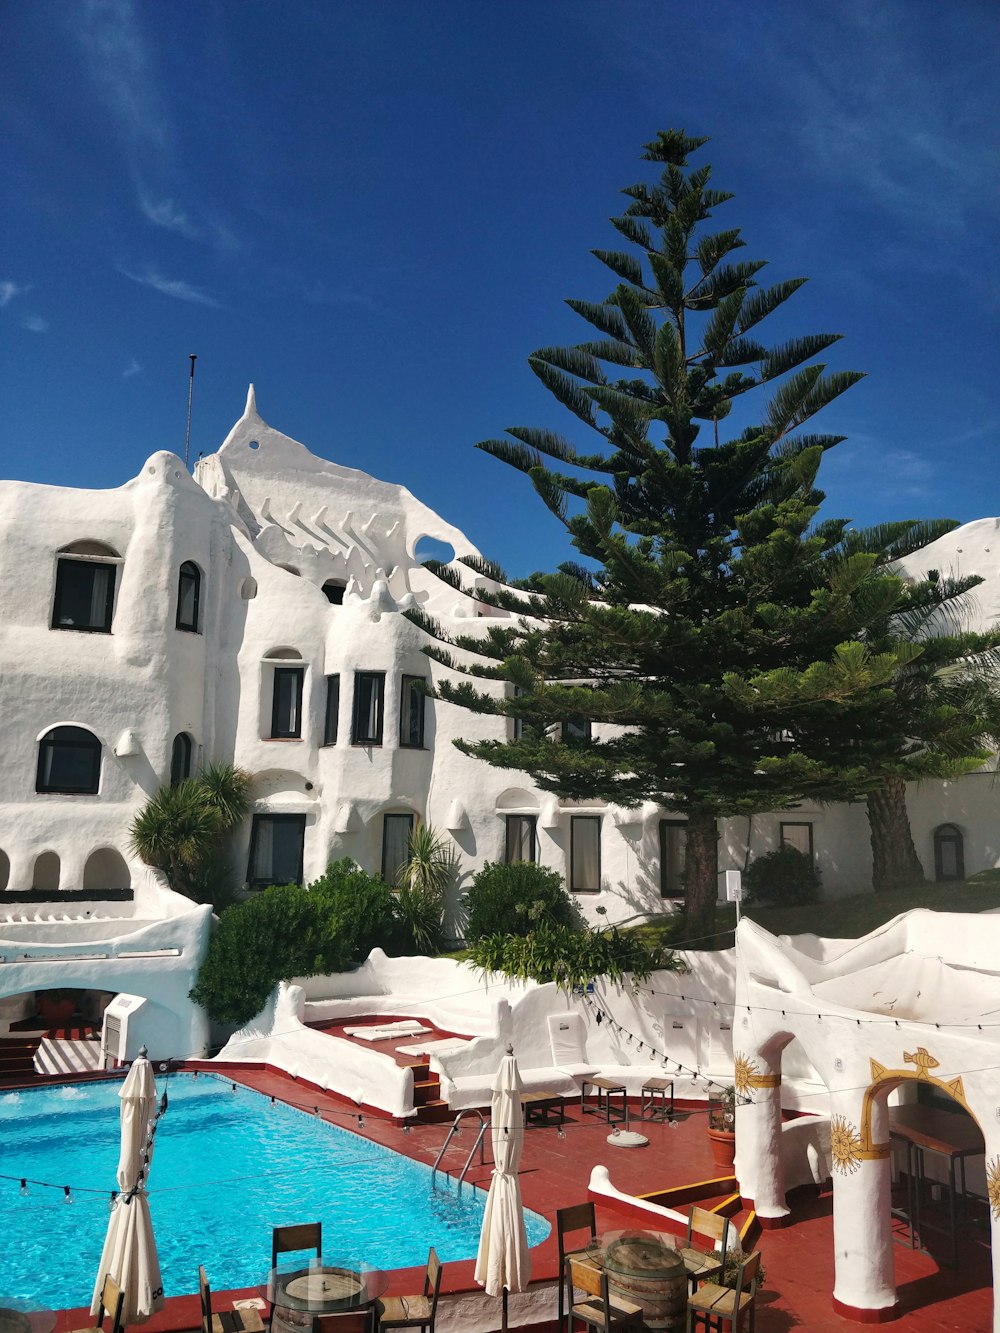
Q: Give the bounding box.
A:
[352,672,384,744]
[249,815,305,887]
[660,821,686,898]
[170,733,192,785]
[177,564,199,630]
[272,668,304,738]
[324,675,340,745]
[562,718,591,742]
[53,560,115,632]
[780,823,812,857]
[570,817,600,891]
[505,815,536,864]
[382,814,414,884]
[37,728,101,794]
[400,676,425,747]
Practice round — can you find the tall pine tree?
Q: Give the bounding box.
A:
[411,132,994,934]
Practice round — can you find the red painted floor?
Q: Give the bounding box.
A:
[49,1062,992,1332]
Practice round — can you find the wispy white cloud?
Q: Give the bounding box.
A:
[136,187,199,240]
[118,264,220,307]
[123,356,142,378]
[22,315,49,333]
[0,280,31,308]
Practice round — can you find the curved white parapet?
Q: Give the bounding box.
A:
[587,1165,687,1228]
[214,981,415,1119]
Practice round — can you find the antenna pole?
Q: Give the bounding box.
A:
[184,354,197,469]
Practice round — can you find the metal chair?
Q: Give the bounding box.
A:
[376,1247,442,1333]
[199,1265,264,1333]
[70,1274,125,1333]
[686,1250,760,1333]
[557,1202,597,1333]
[676,1206,730,1292]
[566,1257,643,1333]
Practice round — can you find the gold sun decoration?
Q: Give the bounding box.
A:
[830,1115,864,1175]
[733,1052,756,1098]
[987,1157,1000,1222]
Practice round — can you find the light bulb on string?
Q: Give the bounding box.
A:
[109,1192,118,1211]
[358,1115,365,1129]
[63,1186,73,1204]
[19,1179,28,1197]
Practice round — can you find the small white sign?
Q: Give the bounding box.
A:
[725,870,743,902]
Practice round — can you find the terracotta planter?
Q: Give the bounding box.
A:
[707,1125,736,1169]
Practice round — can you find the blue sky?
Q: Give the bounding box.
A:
[2,0,997,576]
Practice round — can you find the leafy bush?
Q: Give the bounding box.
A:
[394,825,455,952]
[743,845,820,907]
[190,883,351,1025]
[308,858,402,958]
[463,861,575,942]
[396,884,447,954]
[469,921,683,991]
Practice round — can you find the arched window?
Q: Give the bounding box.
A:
[934,823,964,881]
[0,848,9,891]
[36,726,102,794]
[32,851,60,891]
[170,733,193,785]
[176,561,201,632]
[83,848,131,891]
[322,579,346,606]
[52,542,120,633]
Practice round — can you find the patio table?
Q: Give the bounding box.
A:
[268,1261,389,1333]
[0,1301,55,1333]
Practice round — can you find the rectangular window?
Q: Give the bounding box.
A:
[659,820,687,899]
[247,814,306,888]
[561,718,592,742]
[323,675,340,745]
[399,675,426,748]
[271,667,304,739]
[570,816,601,892]
[505,814,537,864]
[511,685,525,741]
[352,671,385,745]
[780,821,814,859]
[52,559,116,632]
[381,812,415,884]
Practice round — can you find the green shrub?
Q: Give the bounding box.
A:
[463,861,575,941]
[469,921,682,991]
[190,883,351,1026]
[743,845,820,907]
[308,858,402,958]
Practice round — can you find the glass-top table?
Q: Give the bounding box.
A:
[268,1260,390,1317]
[0,1300,56,1333]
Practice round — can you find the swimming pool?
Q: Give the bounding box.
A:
[0,1074,550,1309]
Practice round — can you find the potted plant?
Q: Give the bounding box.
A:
[707,1084,737,1168]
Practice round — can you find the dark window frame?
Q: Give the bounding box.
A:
[176,561,201,632]
[381,812,416,883]
[51,557,117,633]
[399,675,427,749]
[780,821,814,860]
[322,580,347,606]
[247,813,306,889]
[170,732,193,786]
[323,675,340,746]
[569,815,601,893]
[659,819,687,899]
[271,666,305,739]
[36,726,102,795]
[933,823,965,881]
[352,671,386,746]
[504,814,537,864]
[561,718,592,742]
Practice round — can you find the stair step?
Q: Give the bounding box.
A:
[415,1099,452,1124]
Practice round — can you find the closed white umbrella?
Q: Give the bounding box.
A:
[91,1049,166,1324]
[475,1046,531,1331]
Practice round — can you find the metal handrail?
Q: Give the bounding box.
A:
[431,1108,489,1189]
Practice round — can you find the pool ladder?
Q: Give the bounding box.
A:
[431,1109,490,1190]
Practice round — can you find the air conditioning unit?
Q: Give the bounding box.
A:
[100,993,147,1068]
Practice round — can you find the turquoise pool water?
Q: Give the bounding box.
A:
[0,1074,550,1309]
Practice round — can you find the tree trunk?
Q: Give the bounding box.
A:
[684,808,720,941]
[867,775,925,892]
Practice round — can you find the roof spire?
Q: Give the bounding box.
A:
[243,383,260,421]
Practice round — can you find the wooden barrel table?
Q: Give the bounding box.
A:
[601,1232,687,1332]
[272,1266,369,1333]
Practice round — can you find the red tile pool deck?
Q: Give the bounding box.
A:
[50,1062,992,1333]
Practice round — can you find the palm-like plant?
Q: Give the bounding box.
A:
[394,824,457,954]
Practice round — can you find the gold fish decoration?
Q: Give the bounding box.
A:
[903,1047,939,1076]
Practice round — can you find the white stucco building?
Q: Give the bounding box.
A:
[2,387,999,1056]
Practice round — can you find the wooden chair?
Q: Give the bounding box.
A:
[557,1202,597,1333]
[70,1274,125,1333]
[566,1258,643,1333]
[199,1265,264,1333]
[686,1250,760,1333]
[376,1247,442,1333]
[271,1221,323,1272]
[313,1314,371,1333]
[677,1206,730,1291]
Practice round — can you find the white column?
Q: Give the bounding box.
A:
[734,1051,788,1221]
[831,1093,896,1317]
[990,1205,1000,1333]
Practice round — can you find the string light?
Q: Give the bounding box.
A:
[63,1185,73,1204]
[19,1179,28,1197]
